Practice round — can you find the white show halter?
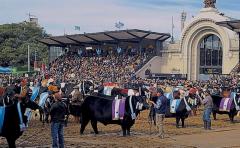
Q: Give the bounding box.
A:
[233,93,240,111]
[183,97,191,111]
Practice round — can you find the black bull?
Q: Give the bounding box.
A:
[211,95,240,122]
[79,95,149,136]
[0,87,41,148]
[149,96,200,128]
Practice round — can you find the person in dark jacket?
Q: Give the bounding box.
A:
[149,88,167,138]
[154,88,168,115]
[50,92,67,148]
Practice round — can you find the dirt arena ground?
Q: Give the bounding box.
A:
[1,109,240,148]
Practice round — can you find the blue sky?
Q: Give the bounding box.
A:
[1,0,239,38]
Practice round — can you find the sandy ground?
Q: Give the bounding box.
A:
[171,127,240,148]
[1,110,240,148]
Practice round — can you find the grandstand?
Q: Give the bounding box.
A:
[216,20,240,74]
[40,29,170,61]
[39,29,171,83]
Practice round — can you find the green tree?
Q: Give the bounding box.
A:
[0,22,49,67]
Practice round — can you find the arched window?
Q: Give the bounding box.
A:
[199,35,222,74]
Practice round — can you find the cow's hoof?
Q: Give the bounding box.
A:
[182,126,186,128]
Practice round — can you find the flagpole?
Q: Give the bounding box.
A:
[171,16,174,43]
[28,45,30,73]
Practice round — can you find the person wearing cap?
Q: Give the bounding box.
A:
[188,88,198,116]
[50,92,67,148]
[14,79,28,101]
[199,89,213,130]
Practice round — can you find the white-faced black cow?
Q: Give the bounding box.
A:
[79,95,149,136]
[149,91,200,128]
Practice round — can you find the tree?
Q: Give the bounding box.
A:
[0,22,49,67]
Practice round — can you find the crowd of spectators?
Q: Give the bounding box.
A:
[0,74,10,87]
[1,72,240,96]
[1,47,240,95]
[49,49,154,85]
[133,74,240,95]
[47,47,240,93]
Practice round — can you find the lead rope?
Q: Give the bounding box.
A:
[82,81,85,96]
[129,96,136,119]
[3,96,6,107]
[139,87,141,96]
[17,101,26,131]
[0,97,6,134]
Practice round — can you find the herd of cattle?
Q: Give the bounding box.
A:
[0,81,240,147]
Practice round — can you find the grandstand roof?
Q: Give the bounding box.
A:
[39,29,171,46]
[216,20,240,32]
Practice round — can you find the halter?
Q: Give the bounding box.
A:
[145,92,151,99]
[183,97,192,111]
[136,102,143,110]
[129,96,144,120]
[233,93,240,111]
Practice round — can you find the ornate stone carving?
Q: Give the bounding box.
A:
[180,18,216,49]
[204,0,216,8]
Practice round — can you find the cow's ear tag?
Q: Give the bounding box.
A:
[131,113,136,119]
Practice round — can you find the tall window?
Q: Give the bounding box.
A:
[199,35,222,74]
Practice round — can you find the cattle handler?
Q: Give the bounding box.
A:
[149,88,167,138]
[200,89,213,130]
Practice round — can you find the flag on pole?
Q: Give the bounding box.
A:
[75,26,81,31]
[115,21,124,30]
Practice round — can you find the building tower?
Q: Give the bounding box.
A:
[204,0,216,8]
[181,11,187,31]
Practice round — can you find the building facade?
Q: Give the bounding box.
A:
[137,1,240,80]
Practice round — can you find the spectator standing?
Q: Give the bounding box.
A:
[50,92,67,148]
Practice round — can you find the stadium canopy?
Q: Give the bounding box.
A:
[39,29,171,47]
[216,20,240,32]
